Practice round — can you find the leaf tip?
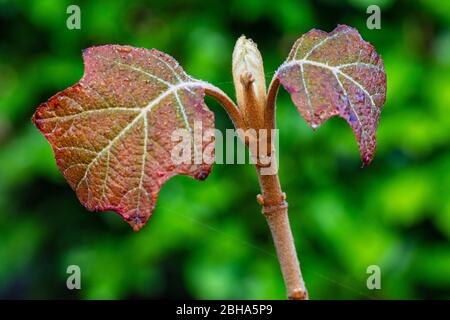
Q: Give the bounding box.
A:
[361,153,374,168]
[131,221,145,232]
[32,102,50,132]
[81,46,97,60]
[194,168,211,181]
[125,214,150,232]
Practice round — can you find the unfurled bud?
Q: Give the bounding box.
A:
[232,36,267,116]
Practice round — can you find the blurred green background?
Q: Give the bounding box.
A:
[1,0,450,299]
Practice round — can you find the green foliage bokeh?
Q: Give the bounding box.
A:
[0,0,449,299]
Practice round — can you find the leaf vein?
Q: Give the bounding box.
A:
[75,82,201,191]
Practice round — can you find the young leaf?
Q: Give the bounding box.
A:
[276,25,387,165]
[232,36,266,113]
[33,45,215,231]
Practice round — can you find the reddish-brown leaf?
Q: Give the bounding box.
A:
[33,45,214,231]
[276,25,387,165]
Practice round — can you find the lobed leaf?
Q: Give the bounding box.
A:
[276,25,387,165]
[33,45,214,231]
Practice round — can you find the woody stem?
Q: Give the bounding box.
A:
[252,77,307,300]
[256,165,308,300]
[207,54,308,299]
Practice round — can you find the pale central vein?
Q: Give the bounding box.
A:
[136,112,148,214]
[332,70,367,142]
[101,150,110,200]
[140,113,148,190]
[76,82,201,191]
[299,62,313,122]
